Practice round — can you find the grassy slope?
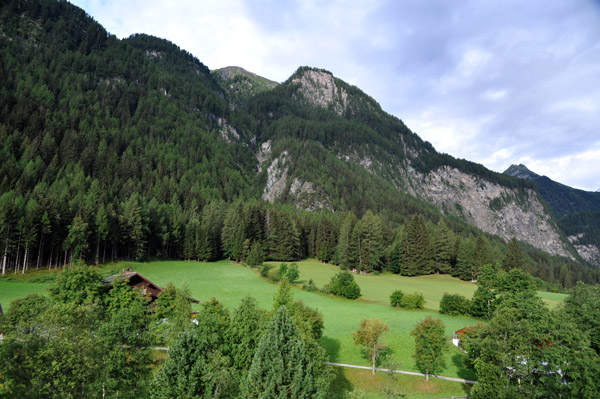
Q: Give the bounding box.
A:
[0,281,51,307]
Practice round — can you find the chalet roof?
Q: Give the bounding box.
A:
[104,271,199,303]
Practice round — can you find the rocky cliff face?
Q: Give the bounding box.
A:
[405,166,573,258]
[291,69,348,115]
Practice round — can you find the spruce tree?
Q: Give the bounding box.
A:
[243,306,327,399]
[432,219,454,274]
[228,296,268,371]
[402,215,432,276]
[503,237,524,270]
[316,215,336,263]
[456,237,475,281]
[335,212,357,269]
[150,330,205,399]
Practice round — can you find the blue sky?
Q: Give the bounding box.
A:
[72,0,600,191]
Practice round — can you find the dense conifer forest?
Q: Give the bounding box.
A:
[0,0,598,289]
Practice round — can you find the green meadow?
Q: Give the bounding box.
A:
[0,259,569,398]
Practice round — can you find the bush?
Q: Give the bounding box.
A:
[390,290,404,307]
[399,293,425,309]
[287,263,299,284]
[302,279,317,292]
[259,263,274,278]
[324,271,361,299]
[439,293,470,316]
[277,263,288,279]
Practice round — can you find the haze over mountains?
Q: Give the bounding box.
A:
[0,0,598,287]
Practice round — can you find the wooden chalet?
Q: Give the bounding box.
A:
[104,270,199,303]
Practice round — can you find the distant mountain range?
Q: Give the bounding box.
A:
[505,164,600,265]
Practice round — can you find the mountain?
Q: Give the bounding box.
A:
[504,164,600,265]
[1,0,596,287]
[504,164,600,218]
[233,67,572,257]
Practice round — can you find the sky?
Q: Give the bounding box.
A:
[72,0,600,191]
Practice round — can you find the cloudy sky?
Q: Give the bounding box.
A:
[72,0,600,191]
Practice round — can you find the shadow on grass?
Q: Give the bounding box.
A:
[328,366,353,399]
[320,335,341,362]
[452,352,477,381]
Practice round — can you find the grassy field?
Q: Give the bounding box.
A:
[0,259,569,398]
[0,280,51,308]
[329,366,471,399]
[266,259,477,311]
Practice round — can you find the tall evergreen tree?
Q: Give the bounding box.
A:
[335,212,357,269]
[503,237,524,271]
[316,215,336,263]
[432,219,454,274]
[402,214,432,276]
[243,306,328,399]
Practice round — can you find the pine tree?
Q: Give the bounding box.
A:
[316,215,336,263]
[456,237,475,281]
[503,237,524,270]
[243,306,327,399]
[150,330,206,399]
[359,210,383,273]
[402,215,432,276]
[335,212,357,269]
[432,219,454,274]
[228,296,268,371]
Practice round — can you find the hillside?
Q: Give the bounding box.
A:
[505,164,600,265]
[0,0,597,287]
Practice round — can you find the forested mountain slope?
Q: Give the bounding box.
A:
[1,0,596,287]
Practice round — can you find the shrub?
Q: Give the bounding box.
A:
[390,290,404,307]
[277,263,288,279]
[259,263,273,278]
[287,263,299,284]
[302,279,317,292]
[439,293,470,316]
[324,271,361,299]
[399,293,425,309]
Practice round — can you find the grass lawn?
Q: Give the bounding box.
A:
[329,366,471,399]
[266,259,477,311]
[0,280,51,309]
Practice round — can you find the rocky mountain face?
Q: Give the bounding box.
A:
[504,164,600,265]
[246,68,574,258]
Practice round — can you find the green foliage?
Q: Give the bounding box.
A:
[469,291,600,399]
[246,241,265,267]
[353,318,390,374]
[410,317,447,381]
[150,330,207,399]
[243,306,330,398]
[399,293,425,309]
[390,290,404,307]
[324,271,361,299]
[287,262,300,284]
[439,293,470,316]
[228,296,268,371]
[502,237,524,271]
[49,266,107,305]
[401,215,433,276]
[563,282,600,354]
[302,278,318,292]
[259,262,273,277]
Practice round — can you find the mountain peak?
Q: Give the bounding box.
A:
[213,66,278,88]
[289,67,348,115]
[504,164,539,180]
